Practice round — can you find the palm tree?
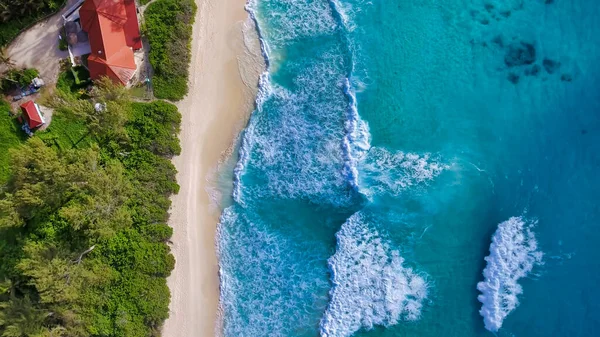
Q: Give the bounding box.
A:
[0,47,14,68]
[0,0,53,23]
[0,2,12,23]
[18,0,48,17]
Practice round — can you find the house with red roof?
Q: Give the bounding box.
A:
[77,0,142,85]
[20,101,45,130]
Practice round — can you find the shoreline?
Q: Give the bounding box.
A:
[162,0,263,335]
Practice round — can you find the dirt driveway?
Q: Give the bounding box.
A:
[5,0,80,84]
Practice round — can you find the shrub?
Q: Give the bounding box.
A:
[141,223,173,242]
[58,29,68,51]
[56,66,91,98]
[20,68,39,85]
[0,68,39,92]
[144,0,197,101]
[128,101,181,156]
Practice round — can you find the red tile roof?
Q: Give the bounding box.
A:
[20,101,44,129]
[80,0,141,85]
[124,0,142,50]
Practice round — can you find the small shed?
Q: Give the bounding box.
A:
[20,101,45,129]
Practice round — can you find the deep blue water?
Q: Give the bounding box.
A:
[217,0,600,336]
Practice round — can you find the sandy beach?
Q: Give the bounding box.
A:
[162,0,262,336]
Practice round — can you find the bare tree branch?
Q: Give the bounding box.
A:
[73,245,96,265]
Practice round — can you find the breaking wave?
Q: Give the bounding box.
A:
[231,38,365,206]
[477,216,544,332]
[252,64,350,204]
[245,0,271,67]
[342,78,371,190]
[235,0,360,206]
[320,212,428,337]
[224,0,443,336]
[249,0,338,52]
[232,73,271,204]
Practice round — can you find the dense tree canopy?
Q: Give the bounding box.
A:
[0,80,181,336]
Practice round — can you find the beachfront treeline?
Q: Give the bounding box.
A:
[0,78,181,336]
[144,0,197,101]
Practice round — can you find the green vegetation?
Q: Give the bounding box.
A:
[0,68,39,92]
[129,101,181,156]
[144,0,197,101]
[128,84,151,100]
[0,100,25,184]
[56,66,91,98]
[0,0,67,47]
[71,66,90,84]
[0,78,180,336]
[58,28,68,51]
[37,114,94,151]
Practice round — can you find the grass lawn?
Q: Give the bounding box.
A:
[1,99,97,183]
[1,99,95,184]
[0,101,26,184]
[37,114,95,151]
[129,85,151,100]
[31,66,95,151]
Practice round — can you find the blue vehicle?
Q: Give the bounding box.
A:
[12,77,44,101]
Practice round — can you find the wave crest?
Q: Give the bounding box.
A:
[248,0,337,52]
[477,216,544,332]
[342,78,371,190]
[232,52,363,207]
[232,73,272,204]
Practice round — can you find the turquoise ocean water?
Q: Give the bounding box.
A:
[217,0,600,336]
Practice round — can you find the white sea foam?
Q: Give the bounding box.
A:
[232,72,273,204]
[327,0,359,32]
[359,147,447,198]
[218,207,331,336]
[234,0,272,204]
[477,216,544,332]
[245,0,272,67]
[250,0,338,50]
[238,0,364,206]
[320,213,428,337]
[342,78,371,190]
[234,52,361,206]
